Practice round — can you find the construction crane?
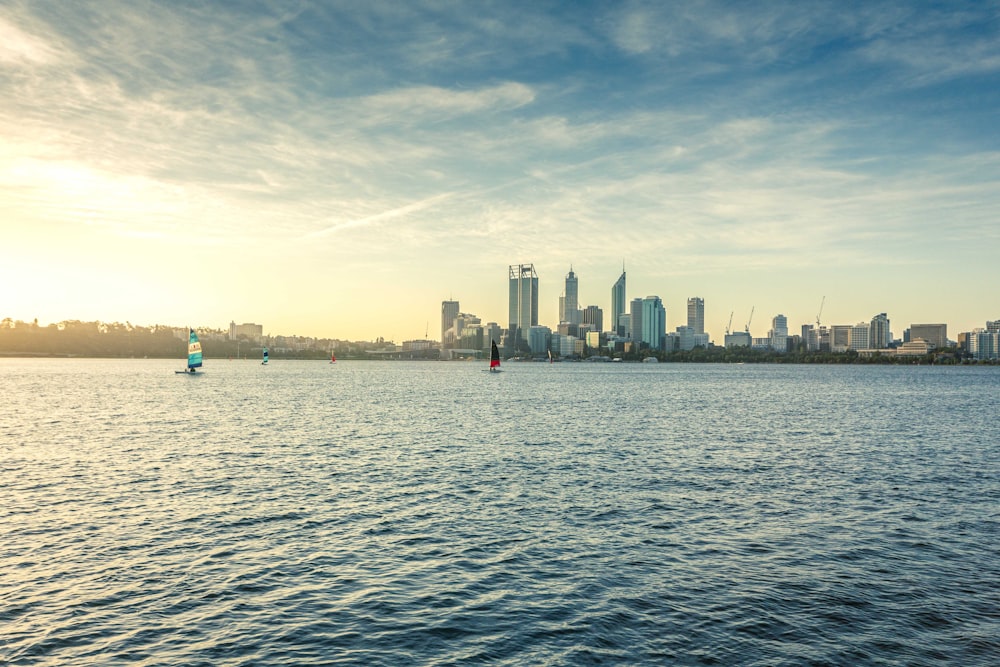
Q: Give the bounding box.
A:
[816,296,825,328]
[745,306,754,333]
[725,311,734,335]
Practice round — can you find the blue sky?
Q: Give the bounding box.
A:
[2,1,998,341]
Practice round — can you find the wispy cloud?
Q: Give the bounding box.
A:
[304,192,456,239]
[0,15,62,64]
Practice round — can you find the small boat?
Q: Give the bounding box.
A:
[330,351,336,364]
[176,329,203,374]
[488,340,502,372]
[262,347,269,365]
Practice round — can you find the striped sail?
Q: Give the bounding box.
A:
[262,347,269,364]
[187,329,203,369]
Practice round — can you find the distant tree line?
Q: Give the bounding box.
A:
[1,318,384,360]
[0,319,187,358]
[613,344,989,365]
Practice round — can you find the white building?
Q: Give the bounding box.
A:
[769,314,788,352]
[968,329,1000,360]
[850,323,870,350]
[229,321,263,343]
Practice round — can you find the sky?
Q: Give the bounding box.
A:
[2,1,998,342]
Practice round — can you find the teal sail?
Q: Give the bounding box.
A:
[262,347,269,365]
[187,329,203,369]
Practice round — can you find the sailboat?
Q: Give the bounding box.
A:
[262,347,269,365]
[330,351,336,364]
[176,329,203,374]
[488,340,502,372]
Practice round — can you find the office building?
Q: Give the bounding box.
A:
[441,300,459,346]
[630,298,643,343]
[687,297,705,335]
[870,313,891,349]
[561,267,580,324]
[641,296,666,350]
[583,305,604,333]
[528,326,552,356]
[831,325,852,353]
[850,323,870,350]
[909,323,947,349]
[618,313,631,338]
[508,264,538,348]
[611,269,627,335]
[229,321,263,343]
[968,329,1000,360]
[725,331,751,348]
[769,314,788,352]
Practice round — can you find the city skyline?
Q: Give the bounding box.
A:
[2,3,998,341]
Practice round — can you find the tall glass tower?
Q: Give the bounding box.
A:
[641,296,666,350]
[509,264,538,348]
[611,268,626,334]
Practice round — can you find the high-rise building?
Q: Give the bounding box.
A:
[630,298,643,342]
[611,269,626,335]
[641,296,666,350]
[969,329,1000,359]
[870,313,891,349]
[687,297,705,335]
[909,323,947,349]
[561,267,579,324]
[528,326,552,356]
[509,264,539,348]
[830,325,852,352]
[801,324,814,351]
[583,305,604,333]
[770,314,788,352]
[441,300,459,346]
[850,322,870,350]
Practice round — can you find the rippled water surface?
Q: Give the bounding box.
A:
[2,359,998,665]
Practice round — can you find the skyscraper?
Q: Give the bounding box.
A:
[583,305,604,333]
[686,297,704,335]
[562,267,579,324]
[641,296,666,350]
[630,298,643,342]
[611,268,626,335]
[509,264,538,348]
[870,313,891,349]
[441,300,459,346]
[770,314,788,352]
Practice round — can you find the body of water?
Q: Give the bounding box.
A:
[2,359,998,665]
